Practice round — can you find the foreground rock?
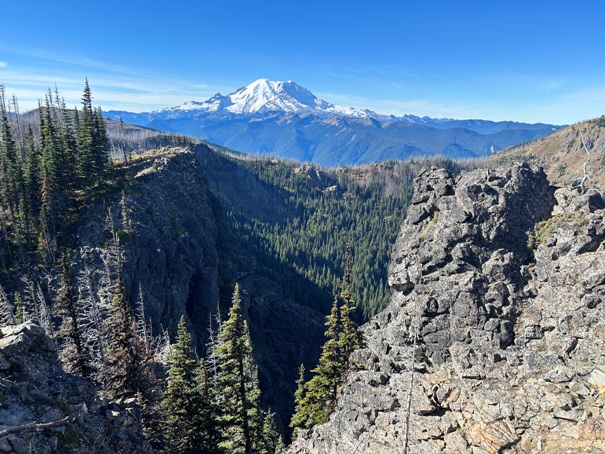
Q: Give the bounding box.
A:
[289,163,605,453]
[0,322,154,453]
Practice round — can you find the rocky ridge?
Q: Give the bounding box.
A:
[497,119,605,191]
[289,163,605,453]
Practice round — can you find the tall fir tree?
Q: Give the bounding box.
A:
[93,106,109,178]
[0,86,24,234]
[215,284,263,454]
[289,364,307,435]
[77,78,97,188]
[338,244,365,371]
[161,315,217,454]
[290,298,341,431]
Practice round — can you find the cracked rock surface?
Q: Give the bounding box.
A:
[289,164,605,453]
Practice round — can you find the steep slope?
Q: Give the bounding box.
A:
[289,164,605,453]
[496,117,605,191]
[104,79,560,167]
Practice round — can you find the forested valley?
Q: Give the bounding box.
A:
[200,147,473,321]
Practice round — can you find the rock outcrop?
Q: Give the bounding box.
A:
[0,322,154,453]
[289,163,605,453]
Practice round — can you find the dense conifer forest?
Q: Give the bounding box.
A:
[201,148,470,320]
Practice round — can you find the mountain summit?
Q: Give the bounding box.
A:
[155,78,374,118]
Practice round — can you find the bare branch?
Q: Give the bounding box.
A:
[0,416,72,438]
[577,130,591,193]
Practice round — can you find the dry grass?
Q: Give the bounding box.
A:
[492,119,605,192]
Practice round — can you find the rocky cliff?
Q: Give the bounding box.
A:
[73,147,324,429]
[2,147,324,438]
[289,163,605,453]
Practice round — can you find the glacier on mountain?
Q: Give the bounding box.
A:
[152,78,379,119]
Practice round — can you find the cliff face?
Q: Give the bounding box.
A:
[289,163,605,453]
[55,148,324,432]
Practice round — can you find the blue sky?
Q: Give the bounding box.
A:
[1,0,604,124]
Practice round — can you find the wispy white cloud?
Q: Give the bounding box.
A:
[0,60,219,113]
[1,77,219,113]
[0,62,7,68]
[13,47,145,77]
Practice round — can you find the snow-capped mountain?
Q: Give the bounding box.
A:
[150,78,380,119]
[104,79,562,167]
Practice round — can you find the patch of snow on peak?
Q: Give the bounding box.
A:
[150,79,386,120]
[227,79,319,114]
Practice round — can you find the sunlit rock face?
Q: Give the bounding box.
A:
[289,164,605,453]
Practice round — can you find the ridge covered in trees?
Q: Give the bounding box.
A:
[0,79,110,268]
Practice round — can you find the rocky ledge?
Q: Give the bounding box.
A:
[289,163,605,453]
[0,322,154,454]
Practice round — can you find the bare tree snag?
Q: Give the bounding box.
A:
[0,416,72,438]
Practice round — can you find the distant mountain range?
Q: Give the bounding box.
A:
[105,79,562,167]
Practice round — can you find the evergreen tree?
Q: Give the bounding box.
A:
[38,168,57,263]
[161,315,217,453]
[0,86,24,233]
[77,78,97,188]
[290,298,342,431]
[216,284,262,453]
[260,409,282,454]
[195,357,221,451]
[338,244,365,371]
[93,106,109,179]
[101,276,149,399]
[120,190,130,233]
[289,363,306,435]
[57,94,79,196]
